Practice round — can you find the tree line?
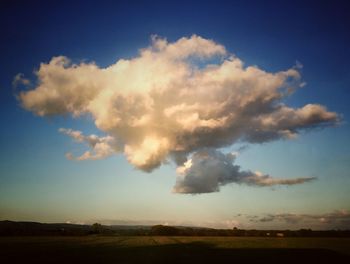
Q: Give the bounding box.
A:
[1,221,350,237]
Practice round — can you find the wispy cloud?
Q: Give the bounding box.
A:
[59,128,121,160]
[17,35,339,193]
[84,210,350,230]
[12,73,30,87]
[248,210,350,229]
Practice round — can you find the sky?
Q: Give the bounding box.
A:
[0,0,350,230]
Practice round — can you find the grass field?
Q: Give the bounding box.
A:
[1,236,349,263]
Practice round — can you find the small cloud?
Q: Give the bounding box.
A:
[59,128,121,160]
[12,73,30,88]
[173,148,315,194]
[295,60,303,69]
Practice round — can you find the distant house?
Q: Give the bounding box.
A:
[276,232,284,237]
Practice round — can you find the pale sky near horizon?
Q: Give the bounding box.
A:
[0,0,349,230]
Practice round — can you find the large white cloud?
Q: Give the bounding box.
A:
[18,35,339,193]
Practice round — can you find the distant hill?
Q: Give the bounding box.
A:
[0,220,93,236]
[1,220,350,237]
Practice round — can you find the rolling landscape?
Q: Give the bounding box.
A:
[1,220,350,263]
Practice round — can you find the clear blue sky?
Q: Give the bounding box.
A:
[0,0,349,229]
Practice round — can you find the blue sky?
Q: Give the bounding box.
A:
[0,0,349,229]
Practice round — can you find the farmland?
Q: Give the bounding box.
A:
[1,236,349,263]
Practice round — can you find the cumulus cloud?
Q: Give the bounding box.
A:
[173,148,315,193]
[17,35,339,193]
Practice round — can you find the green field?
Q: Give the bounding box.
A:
[1,236,349,263]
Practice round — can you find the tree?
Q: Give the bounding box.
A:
[151,225,180,236]
[91,223,103,234]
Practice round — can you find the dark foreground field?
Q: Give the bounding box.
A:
[1,236,349,263]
